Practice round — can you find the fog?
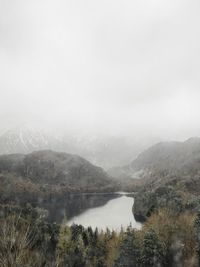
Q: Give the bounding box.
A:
[1,0,200,142]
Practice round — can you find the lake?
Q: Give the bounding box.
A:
[67,193,142,231]
[41,192,141,231]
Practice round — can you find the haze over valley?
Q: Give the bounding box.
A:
[1,0,200,266]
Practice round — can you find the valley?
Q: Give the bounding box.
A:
[1,137,200,266]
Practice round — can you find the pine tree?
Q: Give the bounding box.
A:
[115,227,140,267]
[56,224,73,266]
[73,234,86,267]
[141,228,164,267]
[194,210,200,264]
[56,224,87,267]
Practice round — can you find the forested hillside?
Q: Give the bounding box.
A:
[0,150,117,206]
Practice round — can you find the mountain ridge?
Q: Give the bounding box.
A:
[0,150,118,209]
[0,125,148,169]
[109,137,200,180]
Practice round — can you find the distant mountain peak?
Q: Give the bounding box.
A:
[0,125,65,155]
[109,137,200,180]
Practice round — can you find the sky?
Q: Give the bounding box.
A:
[0,0,200,141]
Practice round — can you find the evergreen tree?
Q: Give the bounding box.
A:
[141,228,164,267]
[194,210,200,265]
[72,234,86,267]
[115,226,140,267]
[56,224,73,266]
[56,224,87,267]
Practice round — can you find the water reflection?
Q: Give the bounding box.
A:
[41,193,119,223]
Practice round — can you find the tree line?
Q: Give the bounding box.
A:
[0,205,200,267]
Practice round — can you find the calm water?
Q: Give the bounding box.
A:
[67,193,142,231]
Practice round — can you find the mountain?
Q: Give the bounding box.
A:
[62,134,146,169]
[0,126,149,169]
[113,137,200,221]
[0,126,67,155]
[130,137,200,173]
[0,150,114,189]
[109,137,200,180]
[0,150,117,207]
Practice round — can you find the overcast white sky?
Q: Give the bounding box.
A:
[0,0,200,140]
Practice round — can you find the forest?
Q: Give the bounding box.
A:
[1,204,200,267]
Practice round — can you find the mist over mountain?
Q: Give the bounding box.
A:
[109,137,200,180]
[2,0,200,265]
[108,137,200,222]
[0,125,67,154]
[0,125,156,169]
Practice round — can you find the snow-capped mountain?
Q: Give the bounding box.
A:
[0,125,67,155]
[0,125,152,169]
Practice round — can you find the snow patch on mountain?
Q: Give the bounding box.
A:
[0,125,66,155]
